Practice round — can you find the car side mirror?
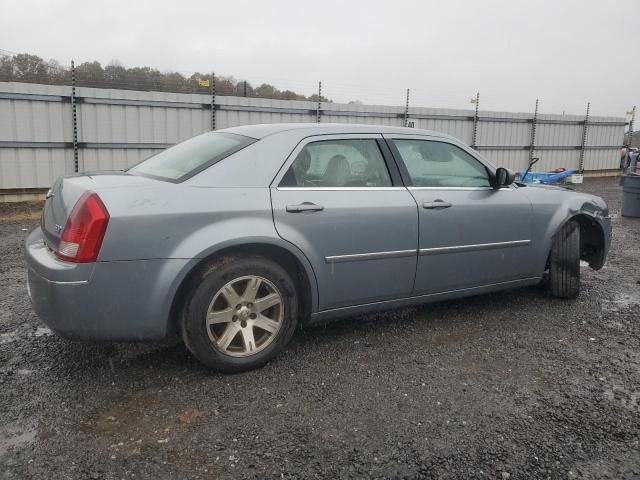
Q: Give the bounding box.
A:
[493,167,516,188]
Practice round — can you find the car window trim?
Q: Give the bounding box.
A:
[376,138,404,186]
[276,186,407,191]
[407,186,514,191]
[271,133,402,189]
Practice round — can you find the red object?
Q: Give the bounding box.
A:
[56,192,110,262]
[550,167,566,173]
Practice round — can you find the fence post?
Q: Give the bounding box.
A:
[71,60,79,173]
[628,106,636,148]
[579,102,590,172]
[529,98,539,162]
[210,73,216,131]
[471,92,480,149]
[316,81,322,123]
[404,88,410,127]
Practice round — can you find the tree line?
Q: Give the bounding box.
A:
[0,53,330,101]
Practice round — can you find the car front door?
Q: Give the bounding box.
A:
[271,134,418,311]
[385,135,535,295]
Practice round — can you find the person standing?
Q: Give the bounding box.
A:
[628,148,639,175]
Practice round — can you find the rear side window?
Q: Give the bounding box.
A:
[392,139,490,188]
[279,139,392,187]
[129,132,255,182]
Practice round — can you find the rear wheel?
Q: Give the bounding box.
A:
[549,220,581,298]
[181,256,298,372]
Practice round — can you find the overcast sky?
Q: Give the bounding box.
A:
[2,0,638,118]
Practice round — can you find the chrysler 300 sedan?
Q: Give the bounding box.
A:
[25,123,611,372]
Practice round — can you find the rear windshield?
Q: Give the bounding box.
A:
[128,132,255,182]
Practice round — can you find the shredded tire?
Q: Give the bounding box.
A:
[549,220,581,298]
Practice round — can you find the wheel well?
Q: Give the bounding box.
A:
[545,214,606,271]
[168,243,314,337]
[572,214,606,270]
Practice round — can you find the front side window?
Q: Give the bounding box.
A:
[279,139,392,188]
[129,132,255,181]
[392,139,490,188]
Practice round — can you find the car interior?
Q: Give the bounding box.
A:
[281,140,392,187]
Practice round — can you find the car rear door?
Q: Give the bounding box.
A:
[385,135,535,295]
[270,134,418,311]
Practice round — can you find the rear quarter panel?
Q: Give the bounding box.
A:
[96,184,319,314]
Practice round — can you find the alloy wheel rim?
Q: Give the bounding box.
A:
[206,275,284,357]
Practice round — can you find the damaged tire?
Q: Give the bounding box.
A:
[549,220,581,298]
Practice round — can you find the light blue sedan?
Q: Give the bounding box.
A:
[25,124,611,372]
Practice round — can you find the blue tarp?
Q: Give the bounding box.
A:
[519,169,578,184]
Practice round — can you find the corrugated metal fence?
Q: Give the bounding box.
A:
[0,81,626,197]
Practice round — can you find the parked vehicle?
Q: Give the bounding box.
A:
[25,124,611,372]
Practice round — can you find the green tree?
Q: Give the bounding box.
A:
[76,61,105,86]
[12,54,48,82]
[254,83,276,98]
[0,55,14,80]
[104,61,127,87]
[0,51,331,100]
[162,71,189,93]
[46,59,69,85]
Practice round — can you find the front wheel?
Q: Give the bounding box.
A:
[548,220,581,298]
[181,256,298,372]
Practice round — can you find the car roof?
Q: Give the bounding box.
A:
[218,123,455,141]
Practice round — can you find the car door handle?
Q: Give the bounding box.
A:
[423,200,452,209]
[286,202,325,213]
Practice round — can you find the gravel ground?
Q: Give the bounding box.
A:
[1,177,639,480]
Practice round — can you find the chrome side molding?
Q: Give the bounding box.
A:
[325,240,531,263]
[325,249,416,264]
[419,239,531,256]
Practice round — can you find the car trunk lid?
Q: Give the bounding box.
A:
[41,172,160,251]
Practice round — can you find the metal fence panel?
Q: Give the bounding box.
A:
[81,147,162,172]
[0,147,73,188]
[0,81,628,191]
[0,84,72,142]
[480,149,530,171]
[479,112,532,147]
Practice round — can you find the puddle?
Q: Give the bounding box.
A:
[0,424,37,456]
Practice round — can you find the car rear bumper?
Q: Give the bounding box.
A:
[25,227,192,341]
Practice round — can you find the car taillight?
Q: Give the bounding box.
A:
[56,192,109,263]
